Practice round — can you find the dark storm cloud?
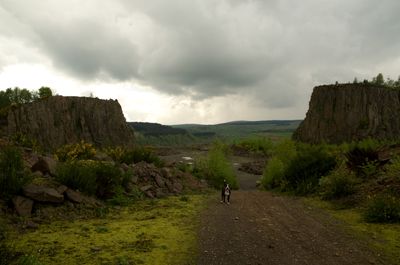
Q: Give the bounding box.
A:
[1,0,400,108]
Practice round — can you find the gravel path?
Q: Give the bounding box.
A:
[197,158,387,265]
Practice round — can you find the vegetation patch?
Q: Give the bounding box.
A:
[0,145,30,200]
[305,198,400,265]
[2,195,207,265]
[194,141,238,189]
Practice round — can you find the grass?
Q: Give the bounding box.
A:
[305,198,400,265]
[3,195,208,265]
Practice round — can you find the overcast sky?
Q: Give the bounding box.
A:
[1,0,400,124]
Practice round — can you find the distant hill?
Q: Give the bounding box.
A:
[128,120,302,146]
[172,120,302,141]
[128,122,189,137]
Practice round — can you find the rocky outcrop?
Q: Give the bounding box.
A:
[4,96,134,150]
[23,184,64,203]
[293,84,400,144]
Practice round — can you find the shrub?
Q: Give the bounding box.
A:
[284,144,336,195]
[262,157,285,190]
[345,139,385,177]
[10,133,40,150]
[234,136,273,156]
[104,146,164,167]
[384,156,400,180]
[55,141,96,162]
[364,194,400,223]
[0,146,28,200]
[319,166,358,200]
[194,144,237,189]
[55,160,122,199]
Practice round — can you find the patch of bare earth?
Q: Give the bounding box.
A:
[197,158,388,265]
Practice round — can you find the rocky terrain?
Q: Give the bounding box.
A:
[1,96,134,150]
[7,148,207,221]
[294,84,400,143]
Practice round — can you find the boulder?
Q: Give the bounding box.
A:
[65,189,83,203]
[165,180,175,193]
[140,185,153,192]
[120,163,130,172]
[145,191,154,198]
[155,175,165,187]
[56,185,68,194]
[130,175,138,184]
[31,156,57,176]
[155,189,166,198]
[12,196,34,217]
[161,167,171,179]
[23,184,64,203]
[173,182,183,193]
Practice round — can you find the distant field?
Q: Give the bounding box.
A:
[172,120,302,142]
[129,120,302,146]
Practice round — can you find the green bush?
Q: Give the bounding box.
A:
[56,161,122,199]
[104,146,164,167]
[0,146,28,200]
[234,136,273,156]
[345,139,385,177]
[319,166,358,200]
[262,157,284,190]
[364,194,400,223]
[384,156,400,180]
[284,144,336,195]
[194,144,237,189]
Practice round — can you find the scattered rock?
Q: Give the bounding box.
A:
[161,167,171,179]
[25,220,39,229]
[145,191,155,198]
[65,189,84,203]
[165,180,175,193]
[130,175,138,184]
[173,182,183,193]
[93,151,113,161]
[31,156,57,176]
[120,163,130,172]
[155,175,165,187]
[23,184,64,203]
[140,185,153,192]
[155,189,166,198]
[12,196,34,217]
[56,185,68,195]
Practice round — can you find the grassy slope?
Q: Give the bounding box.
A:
[305,198,400,265]
[5,195,209,265]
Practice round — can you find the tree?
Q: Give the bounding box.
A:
[353,77,358,84]
[38,87,53,98]
[375,73,384,85]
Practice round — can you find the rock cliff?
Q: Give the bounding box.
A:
[2,96,134,149]
[293,84,400,144]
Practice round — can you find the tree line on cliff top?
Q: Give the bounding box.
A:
[0,86,53,110]
[351,73,400,87]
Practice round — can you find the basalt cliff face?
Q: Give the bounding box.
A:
[2,96,134,149]
[293,84,400,144]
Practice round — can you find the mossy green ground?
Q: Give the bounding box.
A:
[305,198,400,265]
[6,195,208,265]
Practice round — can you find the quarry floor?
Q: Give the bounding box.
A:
[196,155,388,265]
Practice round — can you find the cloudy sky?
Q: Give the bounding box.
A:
[1,0,400,124]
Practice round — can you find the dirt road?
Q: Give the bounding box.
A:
[197,157,387,265]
